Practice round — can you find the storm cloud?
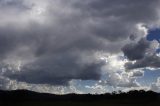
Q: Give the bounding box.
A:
[0,0,160,93]
[122,38,151,61]
[125,54,160,70]
[123,34,160,70]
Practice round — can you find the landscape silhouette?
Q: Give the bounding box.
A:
[0,89,160,106]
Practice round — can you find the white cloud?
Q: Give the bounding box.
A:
[100,53,141,88]
[85,83,108,94]
[150,77,160,92]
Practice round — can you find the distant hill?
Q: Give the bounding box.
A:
[0,90,160,106]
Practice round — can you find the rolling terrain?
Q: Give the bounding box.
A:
[0,90,160,106]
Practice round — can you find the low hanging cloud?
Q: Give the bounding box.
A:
[123,35,160,70]
[151,77,160,92]
[0,0,160,93]
[5,53,105,85]
[122,38,151,61]
[106,73,140,88]
[125,54,160,70]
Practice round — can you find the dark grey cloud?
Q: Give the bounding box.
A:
[72,0,160,41]
[0,0,27,9]
[0,0,160,88]
[122,38,150,61]
[129,34,137,41]
[125,55,160,70]
[5,52,105,85]
[122,34,160,70]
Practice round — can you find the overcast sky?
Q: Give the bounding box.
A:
[0,0,160,94]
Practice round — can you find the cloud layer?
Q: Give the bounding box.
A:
[0,0,160,93]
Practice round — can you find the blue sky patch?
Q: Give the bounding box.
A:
[147,29,160,42]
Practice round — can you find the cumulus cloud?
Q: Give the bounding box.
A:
[131,70,144,77]
[5,53,105,85]
[123,36,160,70]
[100,54,141,88]
[0,0,160,93]
[122,38,151,61]
[85,83,108,94]
[125,54,160,70]
[0,76,10,90]
[150,77,160,92]
[106,73,140,88]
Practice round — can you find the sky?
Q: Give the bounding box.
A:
[1,0,160,94]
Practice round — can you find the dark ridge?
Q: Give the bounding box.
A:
[0,89,160,106]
